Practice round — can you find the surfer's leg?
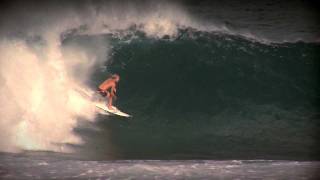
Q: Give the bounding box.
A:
[108,97,113,110]
[106,92,114,110]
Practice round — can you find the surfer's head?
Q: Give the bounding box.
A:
[111,74,120,82]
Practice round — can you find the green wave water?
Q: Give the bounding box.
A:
[66,30,320,160]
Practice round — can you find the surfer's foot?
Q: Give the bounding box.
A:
[108,106,115,111]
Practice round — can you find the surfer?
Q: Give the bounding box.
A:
[98,74,120,110]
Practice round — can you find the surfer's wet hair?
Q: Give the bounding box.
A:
[111,74,120,80]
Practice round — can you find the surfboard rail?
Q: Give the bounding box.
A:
[95,102,131,117]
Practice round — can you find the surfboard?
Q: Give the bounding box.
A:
[74,87,131,117]
[95,102,131,117]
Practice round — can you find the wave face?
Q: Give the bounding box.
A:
[79,30,320,160]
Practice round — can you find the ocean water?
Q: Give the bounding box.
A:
[1,152,319,179]
[0,0,319,179]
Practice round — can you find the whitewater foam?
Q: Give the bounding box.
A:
[0,36,99,152]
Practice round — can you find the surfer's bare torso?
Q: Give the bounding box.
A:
[98,74,120,110]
